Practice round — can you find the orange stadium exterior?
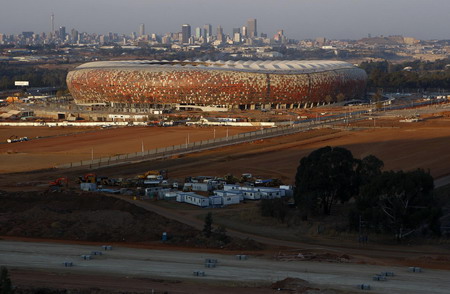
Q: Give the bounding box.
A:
[66,60,367,108]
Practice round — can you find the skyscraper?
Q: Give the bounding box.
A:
[181,24,191,44]
[195,27,202,39]
[139,23,145,37]
[51,13,55,35]
[247,18,257,38]
[71,29,79,43]
[216,25,224,42]
[203,24,212,38]
[59,26,66,40]
[242,26,247,38]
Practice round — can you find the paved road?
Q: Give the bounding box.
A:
[1,240,449,294]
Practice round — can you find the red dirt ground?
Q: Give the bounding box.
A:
[0,126,258,173]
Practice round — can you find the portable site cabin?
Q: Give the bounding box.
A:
[176,192,209,207]
[242,190,261,200]
[163,191,178,200]
[209,195,223,206]
[221,194,241,205]
[214,190,244,202]
[259,189,283,199]
[241,186,288,198]
[223,184,241,191]
[279,185,294,197]
[183,182,213,192]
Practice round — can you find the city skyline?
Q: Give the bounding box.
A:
[0,0,450,40]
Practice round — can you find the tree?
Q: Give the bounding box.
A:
[355,155,384,189]
[294,146,358,215]
[356,169,441,241]
[203,212,213,238]
[0,266,12,294]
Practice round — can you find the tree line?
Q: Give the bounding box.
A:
[261,146,443,242]
[359,59,450,92]
[296,146,442,241]
[0,63,68,91]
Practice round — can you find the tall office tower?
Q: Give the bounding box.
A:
[247,18,257,38]
[216,25,224,42]
[139,23,145,37]
[232,28,240,35]
[241,26,247,38]
[233,32,241,43]
[131,32,137,40]
[181,24,191,44]
[195,27,202,39]
[0,34,5,44]
[71,29,79,43]
[51,13,55,35]
[59,26,66,40]
[203,24,212,37]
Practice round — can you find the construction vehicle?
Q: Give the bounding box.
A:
[78,173,97,183]
[137,170,168,180]
[48,177,69,192]
[7,135,28,143]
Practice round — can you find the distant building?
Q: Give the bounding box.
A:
[241,26,248,38]
[203,24,212,38]
[195,27,202,39]
[22,32,34,39]
[233,32,241,43]
[216,25,224,43]
[139,23,145,37]
[71,29,79,43]
[181,24,191,44]
[58,26,66,40]
[247,18,257,38]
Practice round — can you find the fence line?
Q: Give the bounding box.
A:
[55,114,363,169]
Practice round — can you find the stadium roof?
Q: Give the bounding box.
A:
[75,60,358,74]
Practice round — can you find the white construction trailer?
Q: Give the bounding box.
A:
[176,192,209,207]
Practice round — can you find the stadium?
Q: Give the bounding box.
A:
[66,60,367,110]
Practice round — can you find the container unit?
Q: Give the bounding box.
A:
[221,194,241,205]
[214,190,244,202]
[223,184,241,191]
[242,190,261,200]
[184,182,213,192]
[209,195,223,206]
[176,192,210,207]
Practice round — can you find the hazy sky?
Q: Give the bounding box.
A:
[1,0,450,40]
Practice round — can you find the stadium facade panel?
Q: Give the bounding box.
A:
[66,60,367,107]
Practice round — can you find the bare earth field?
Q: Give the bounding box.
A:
[0,126,258,173]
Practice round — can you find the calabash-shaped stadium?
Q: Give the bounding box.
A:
[66,60,367,109]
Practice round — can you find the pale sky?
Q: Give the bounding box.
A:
[1,0,449,40]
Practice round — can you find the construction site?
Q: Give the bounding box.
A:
[1,93,450,293]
